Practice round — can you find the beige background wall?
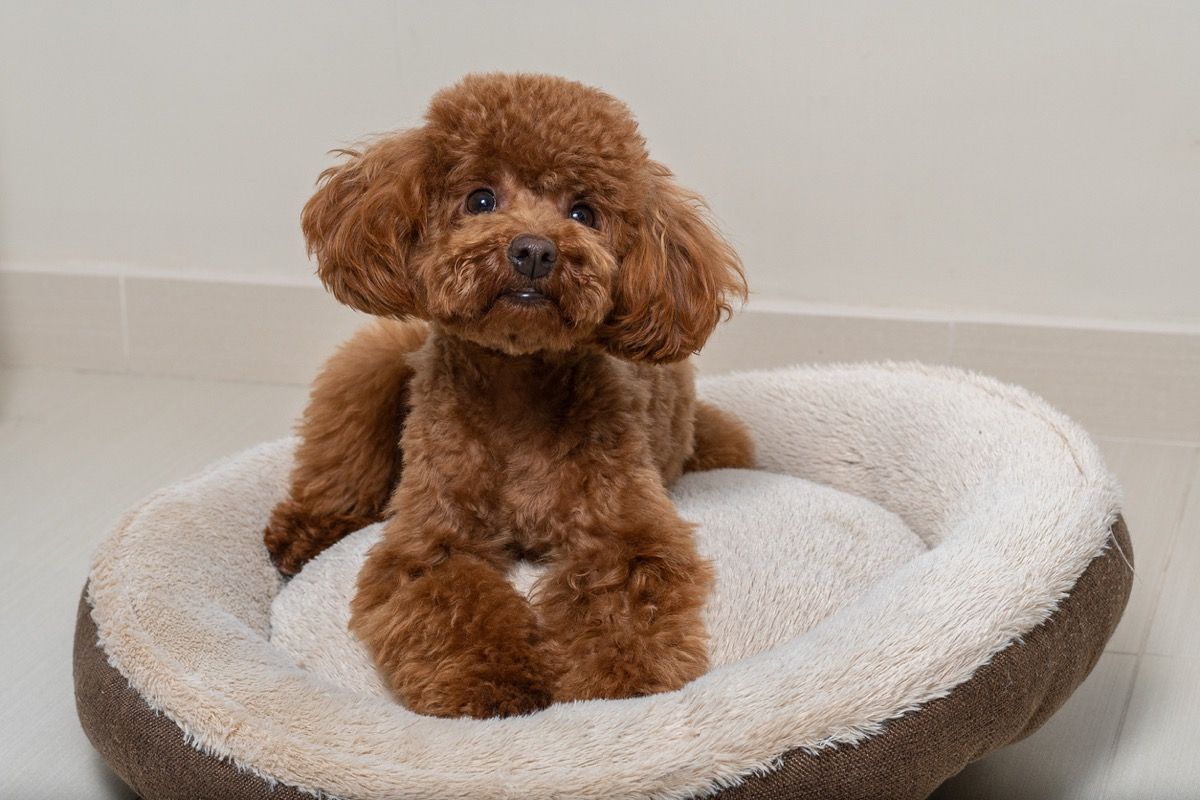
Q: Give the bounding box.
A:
[2,1,1197,327]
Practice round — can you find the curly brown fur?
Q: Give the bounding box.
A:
[264,320,422,575]
[265,73,754,718]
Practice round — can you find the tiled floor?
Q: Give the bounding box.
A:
[0,365,1197,798]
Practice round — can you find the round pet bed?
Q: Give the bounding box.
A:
[74,363,1132,800]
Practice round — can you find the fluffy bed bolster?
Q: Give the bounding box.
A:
[83,364,1121,800]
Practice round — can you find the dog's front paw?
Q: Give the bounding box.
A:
[553,629,709,703]
[352,549,557,718]
[263,501,372,576]
[403,659,555,719]
[543,548,714,703]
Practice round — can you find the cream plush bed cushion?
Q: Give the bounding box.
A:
[81,363,1124,800]
[270,471,927,699]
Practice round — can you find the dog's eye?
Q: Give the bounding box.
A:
[568,203,597,228]
[465,188,497,214]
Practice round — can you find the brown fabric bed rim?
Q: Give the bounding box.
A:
[73,518,1132,800]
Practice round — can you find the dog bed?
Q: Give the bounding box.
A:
[74,363,1132,800]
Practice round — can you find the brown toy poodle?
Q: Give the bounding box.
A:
[264,73,754,719]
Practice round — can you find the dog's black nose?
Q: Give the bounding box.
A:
[507,235,557,280]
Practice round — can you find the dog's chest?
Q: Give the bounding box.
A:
[479,431,605,557]
[411,348,650,554]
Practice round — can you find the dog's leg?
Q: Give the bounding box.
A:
[537,484,713,702]
[350,515,556,719]
[264,320,427,575]
[683,400,756,472]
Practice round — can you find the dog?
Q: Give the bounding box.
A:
[264,73,754,719]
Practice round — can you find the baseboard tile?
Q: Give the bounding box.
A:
[0,270,127,373]
[2,268,1196,440]
[123,276,363,384]
[696,308,953,374]
[950,323,1200,443]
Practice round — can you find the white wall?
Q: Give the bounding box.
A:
[2,1,1198,326]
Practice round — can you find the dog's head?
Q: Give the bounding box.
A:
[302,73,745,362]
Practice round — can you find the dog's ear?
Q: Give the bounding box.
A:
[601,164,747,363]
[301,130,430,318]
